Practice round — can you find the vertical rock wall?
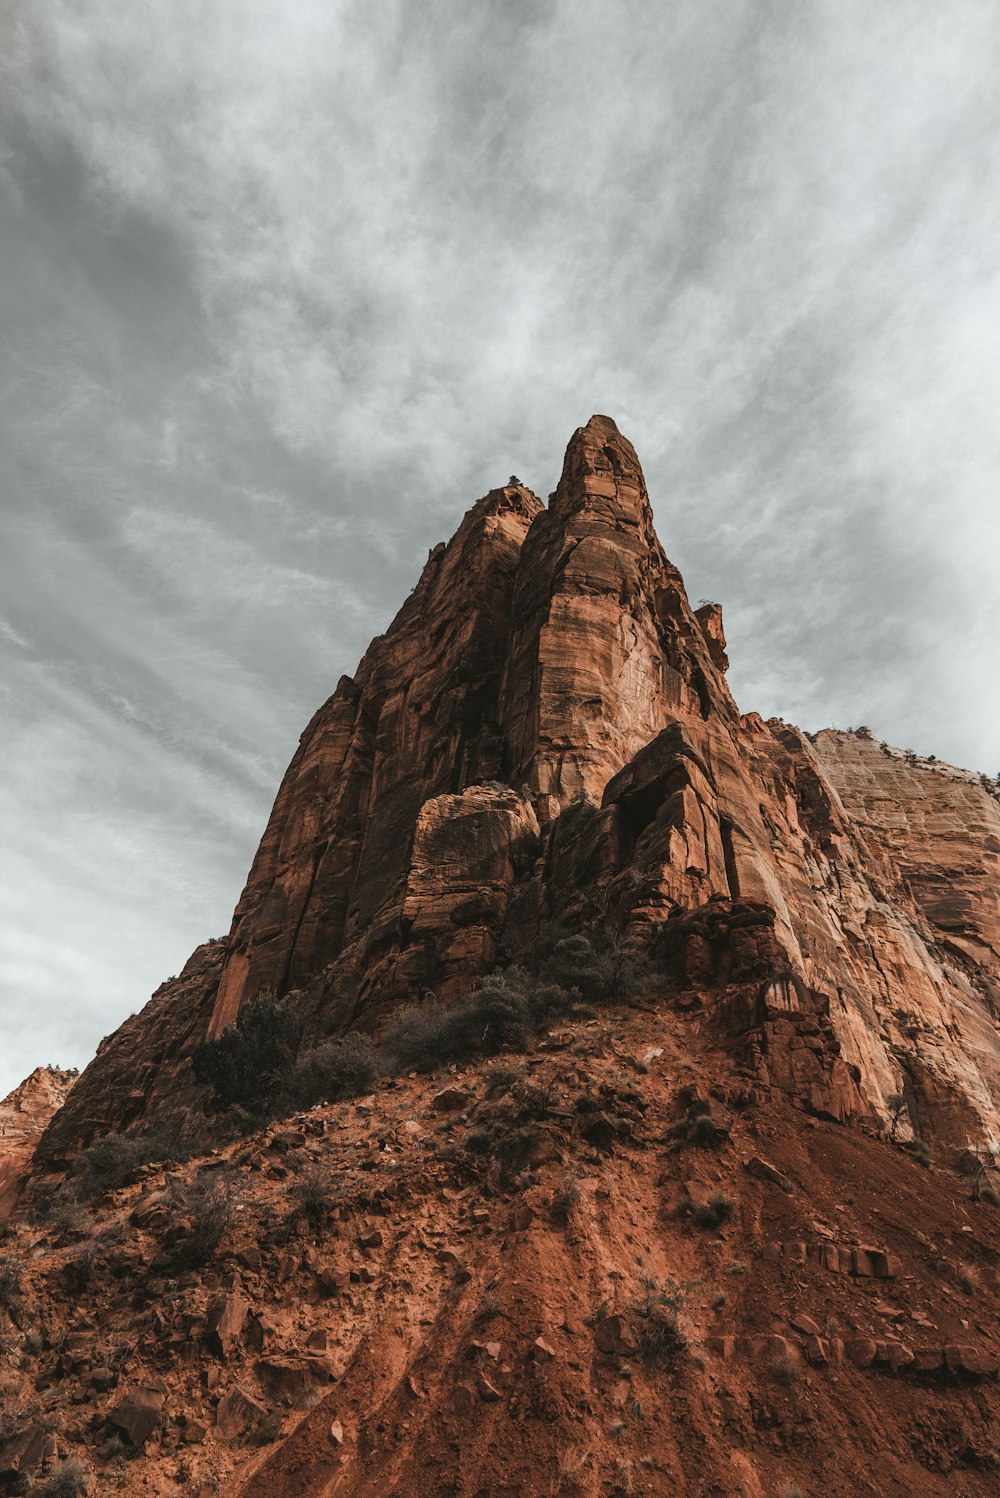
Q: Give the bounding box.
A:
[28,418,1000,1175]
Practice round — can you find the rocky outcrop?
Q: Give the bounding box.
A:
[810,731,1000,1150]
[498,414,737,810]
[27,417,1000,1180]
[31,941,226,1170]
[0,1067,76,1215]
[208,481,542,1038]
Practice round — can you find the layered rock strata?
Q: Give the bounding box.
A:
[27,416,1000,1180]
[0,1067,76,1215]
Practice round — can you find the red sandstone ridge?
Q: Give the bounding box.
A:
[0,1066,76,1215]
[26,416,1000,1175]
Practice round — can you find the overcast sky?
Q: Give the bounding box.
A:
[2,2,999,1095]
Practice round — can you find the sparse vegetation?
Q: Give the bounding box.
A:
[251,1409,284,1445]
[290,1166,339,1227]
[694,1191,735,1230]
[165,1177,234,1268]
[192,993,301,1116]
[957,1262,982,1296]
[380,970,572,1073]
[539,932,615,1002]
[21,1325,43,1356]
[34,1194,92,1238]
[72,1116,192,1199]
[631,1279,688,1369]
[63,1244,97,1293]
[885,1090,908,1140]
[483,1059,529,1096]
[966,1146,1000,1205]
[473,1291,503,1326]
[894,1007,928,1042]
[611,1454,635,1494]
[904,1136,933,1168]
[37,1458,91,1497]
[556,1440,592,1486]
[550,1180,581,1225]
[282,1032,379,1108]
[492,1124,542,1185]
[688,1112,726,1146]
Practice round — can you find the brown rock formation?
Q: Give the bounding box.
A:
[27,416,1000,1179]
[7,416,1000,1494]
[0,1066,76,1215]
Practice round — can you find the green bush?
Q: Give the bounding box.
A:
[538,934,615,1002]
[71,1116,193,1198]
[283,1033,379,1108]
[73,1132,156,1196]
[192,994,301,1116]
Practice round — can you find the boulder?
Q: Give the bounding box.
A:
[110,1379,167,1446]
[204,1292,250,1359]
[594,1315,639,1357]
[256,1354,331,1405]
[432,1086,472,1113]
[216,1386,268,1440]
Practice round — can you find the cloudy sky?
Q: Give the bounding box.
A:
[2,1,999,1095]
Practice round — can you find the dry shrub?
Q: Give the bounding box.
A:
[694,1191,735,1230]
[38,1458,91,1497]
[631,1279,688,1369]
[166,1177,234,1269]
[550,1180,581,1225]
[289,1166,339,1227]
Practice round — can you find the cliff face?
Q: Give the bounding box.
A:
[0,1067,76,1214]
[29,416,1000,1174]
[8,415,1000,1498]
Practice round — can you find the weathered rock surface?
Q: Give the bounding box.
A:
[30,939,226,1171]
[0,1066,76,1215]
[26,415,1000,1183]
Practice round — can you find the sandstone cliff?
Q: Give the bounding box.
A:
[0,1067,76,1216]
[28,416,1000,1175]
[6,415,1000,1498]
